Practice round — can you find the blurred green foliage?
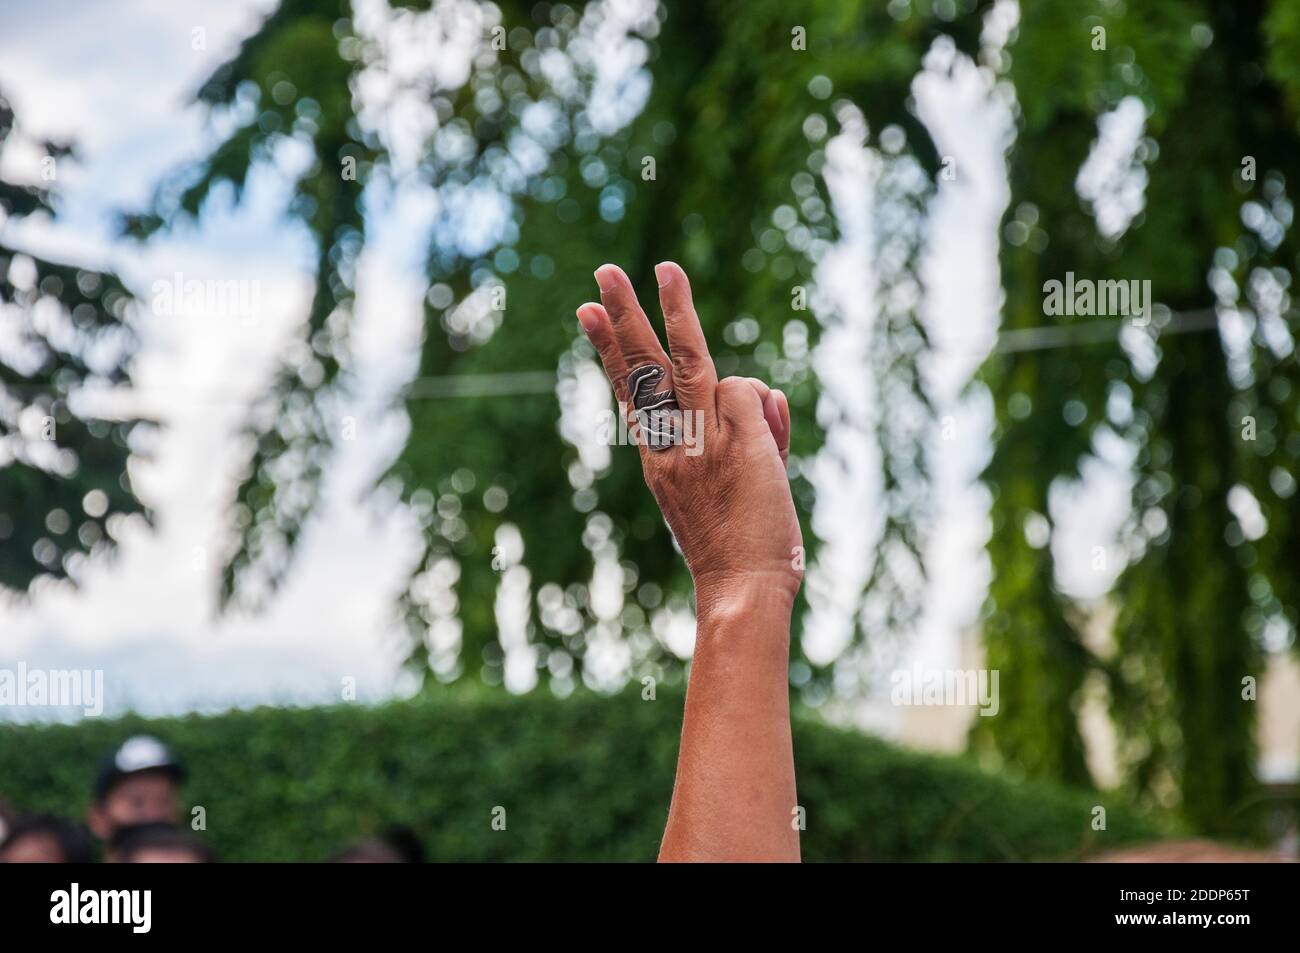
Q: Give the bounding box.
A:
[6,0,1293,845]
[127,0,990,692]
[0,690,1166,861]
[0,92,143,592]
[975,0,1300,836]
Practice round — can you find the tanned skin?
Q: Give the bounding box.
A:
[578,261,802,863]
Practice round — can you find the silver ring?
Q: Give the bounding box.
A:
[627,363,680,451]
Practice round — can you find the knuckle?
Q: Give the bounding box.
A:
[597,343,622,373]
[605,298,634,325]
[664,304,697,329]
[716,375,744,396]
[671,355,707,390]
[624,352,664,379]
[716,376,752,409]
[643,449,681,491]
[643,461,668,496]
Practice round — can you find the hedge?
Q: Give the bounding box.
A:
[0,688,1166,861]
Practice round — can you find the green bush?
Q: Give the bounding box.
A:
[0,689,1165,861]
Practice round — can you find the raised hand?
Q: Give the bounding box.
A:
[576,261,802,605]
[577,261,803,862]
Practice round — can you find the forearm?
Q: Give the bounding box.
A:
[658,575,800,862]
[579,259,802,862]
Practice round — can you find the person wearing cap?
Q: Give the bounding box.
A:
[88,735,186,851]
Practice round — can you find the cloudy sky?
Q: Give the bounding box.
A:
[0,0,425,717]
[0,0,1138,731]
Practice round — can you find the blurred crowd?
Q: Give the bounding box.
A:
[0,735,423,863]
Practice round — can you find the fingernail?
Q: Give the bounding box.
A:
[654,262,672,287]
[576,305,600,332]
[594,265,618,293]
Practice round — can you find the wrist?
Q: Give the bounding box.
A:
[693,569,799,620]
[691,571,797,667]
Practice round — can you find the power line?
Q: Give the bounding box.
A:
[983,308,1219,355]
[393,307,1237,398]
[403,370,556,398]
[24,306,1268,410]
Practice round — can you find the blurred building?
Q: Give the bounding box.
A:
[876,613,1300,852]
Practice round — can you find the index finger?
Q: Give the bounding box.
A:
[577,301,631,406]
